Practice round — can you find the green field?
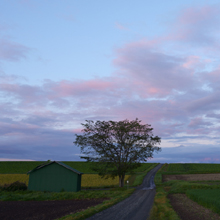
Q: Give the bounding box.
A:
[0,161,157,174]
[186,189,220,215]
[160,163,220,174]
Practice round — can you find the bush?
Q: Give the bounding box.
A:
[1,181,27,191]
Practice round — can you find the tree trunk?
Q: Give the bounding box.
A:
[119,174,125,187]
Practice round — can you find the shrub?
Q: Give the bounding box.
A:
[1,181,27,191]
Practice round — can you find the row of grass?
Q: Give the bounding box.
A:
[149,164,180,220]
[160,163,220,175]
[0,187,134,201]
[0,161,157,174]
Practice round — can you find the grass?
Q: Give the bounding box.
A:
[0,187,134,201]
[149,186,180,220]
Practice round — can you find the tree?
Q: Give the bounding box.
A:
[74,118,161,187]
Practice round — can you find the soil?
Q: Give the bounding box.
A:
[0,198,107,220]
[168,194,220,220]
[163,174,220,182]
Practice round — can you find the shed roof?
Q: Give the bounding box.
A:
[27,161,83,175]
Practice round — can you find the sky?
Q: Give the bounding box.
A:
[1,0,220,163]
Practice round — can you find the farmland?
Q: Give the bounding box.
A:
[0,161,158,188]
[0,161,157,220]
[149,163,220,220]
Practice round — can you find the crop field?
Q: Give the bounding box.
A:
[81,174,130,188]
[161,163,220,174]
[0,174,29,185]
[186,189,220,215]
[0,161,157,174]
[0,174,130,188]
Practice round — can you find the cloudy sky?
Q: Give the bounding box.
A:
[1,0,220,163]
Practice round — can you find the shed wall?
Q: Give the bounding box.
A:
[28,163,81,192]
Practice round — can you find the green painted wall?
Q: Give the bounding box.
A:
[28,163,81,192]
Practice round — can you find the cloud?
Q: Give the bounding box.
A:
[206,113,220,120]
[168,5,220,48]
[186,92,220,113]
[188,117,213,128]
[1,4,220,162]
[0,39,30,62]
[113,41,199,97]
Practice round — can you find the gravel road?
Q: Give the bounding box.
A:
[86,163,163,220]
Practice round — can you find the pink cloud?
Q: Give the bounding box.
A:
[200,157,220,162]
[182,55,208,70]
[113,40,198,97]
[54,79,118,96]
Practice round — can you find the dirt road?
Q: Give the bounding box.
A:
[86,164,163,220]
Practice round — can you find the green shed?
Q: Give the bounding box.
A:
[27,161,83,192]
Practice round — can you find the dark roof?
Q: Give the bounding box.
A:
[27,161,83,175]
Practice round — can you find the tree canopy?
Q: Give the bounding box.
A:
[74,118,161,187]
